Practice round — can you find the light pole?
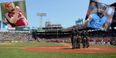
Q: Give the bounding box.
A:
[37,13,47,30]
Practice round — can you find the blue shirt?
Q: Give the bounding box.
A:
[88,13,107,30]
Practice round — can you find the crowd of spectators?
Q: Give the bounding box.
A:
[0,32,33,42]
[89,37,111,45]
[0,31,115,45]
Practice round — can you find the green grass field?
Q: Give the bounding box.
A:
[0,42,116,58]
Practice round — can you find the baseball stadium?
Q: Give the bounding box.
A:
[0,0,116,58]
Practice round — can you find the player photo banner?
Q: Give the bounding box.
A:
[1,0,28,28]
[85,0,115,31]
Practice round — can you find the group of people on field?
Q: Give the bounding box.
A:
[71,29,89,49]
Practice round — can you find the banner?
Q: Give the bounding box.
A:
[1,0,28,29]
[85,0,115,31]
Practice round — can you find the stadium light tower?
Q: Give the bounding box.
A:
[37,13,47,30]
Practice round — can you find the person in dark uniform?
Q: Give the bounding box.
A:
[76,31,81,48]
[32,30,40,42]
[71,28,80,49]
[81,31,89,48]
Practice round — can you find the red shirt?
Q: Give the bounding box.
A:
[7,10,28,26]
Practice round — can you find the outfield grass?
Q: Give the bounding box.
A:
[0,42,63,47]
[0,42,116,58]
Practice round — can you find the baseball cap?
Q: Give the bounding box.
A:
[98,3,107,10]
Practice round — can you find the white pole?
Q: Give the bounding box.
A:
[37,13,47,30]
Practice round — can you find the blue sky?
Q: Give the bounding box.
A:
[0,0,115,28]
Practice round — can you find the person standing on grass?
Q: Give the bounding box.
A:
[71,28,80,49]
[81,31,89,48]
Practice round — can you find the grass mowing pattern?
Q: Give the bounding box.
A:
[0,48,116,58]
[0,43,116,58]
[0,42,63,47]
